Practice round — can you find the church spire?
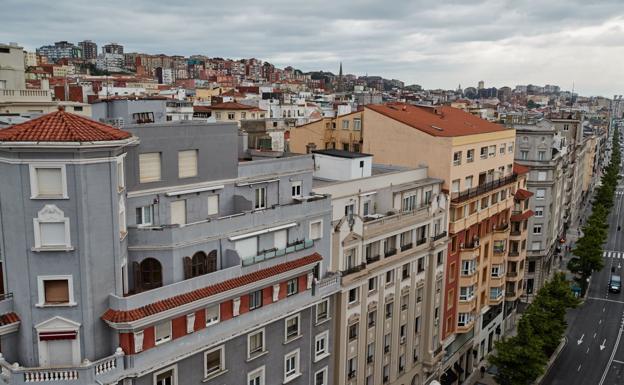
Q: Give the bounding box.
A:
[337,62,344,92]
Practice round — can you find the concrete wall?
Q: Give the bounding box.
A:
[91,99,168,125]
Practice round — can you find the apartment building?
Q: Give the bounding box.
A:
[312,150,448,385]
[194,101,266,126]
[289,110,363,153]
[0,109,339,385]
[360,103,525,383]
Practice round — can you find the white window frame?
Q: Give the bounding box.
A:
[29,164,68,199]
[316,298,330,324]
[207,195,219,216]
[119,197,127,238]
[283,349,301,383]
[533,225,543,235]
[535,206,544,217]
[203,346,225,379]
[36,275,76,307]
[138,152,162,183]
[309,219,323,240]
[287,278,298,296]
[314,331,330,362]
[291,181,302,198]
[134,330,144,353]
[155,321,172,345]
[314,367,328,385]
[206,304,220,326]
[284,314,301,341]
[186,313,195,334]
[254,187,267,210]
[136,204,154,226]
[248,328,266,358]
[247,366,265,385]
[33,205,72,251]
[117,156,125,191]
[536,189,545,199]
[153,365,177,385]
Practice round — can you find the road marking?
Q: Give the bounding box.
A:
[614,359,624,364]
[598,326,624,385]
[595,332,598,339]
[587,346,590,353]
[600,319,603,325]
[604,307,606,312]
[600,339,607,350]
[588,297,624,304]
[578,334,585,345]
[577,364,582,372]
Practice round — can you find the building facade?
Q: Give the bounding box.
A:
[312,150,448,385]
[78,40,98,61]
[0,111,339,385]
[289,110,363,154]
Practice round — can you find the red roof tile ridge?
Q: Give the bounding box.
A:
[102,253,322,324]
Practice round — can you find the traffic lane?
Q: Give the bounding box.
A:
[602,326,624,385]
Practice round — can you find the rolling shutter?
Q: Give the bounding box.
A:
[170,200,186,225]
[36,168,63,196]
[274,230,287,250]
[207,195,219,216]
[138,153,161,183]
[178,150,198,178]
[235,237,258,259]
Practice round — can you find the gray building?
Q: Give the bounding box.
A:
[92,97,168,126]
[0,110,339,385]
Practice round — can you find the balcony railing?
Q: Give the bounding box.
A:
[416,237,427,246]
[507,271,518,277]
[385,248,397,257]
[451,174,517,203]
[366,255,380,264]
[432,231,447,241]
[401,243,413,252]
[508,250,520,257]
[242,239,314,266]
[342,263,366,277]
[506,290,517,298]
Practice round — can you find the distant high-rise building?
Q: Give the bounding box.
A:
[478,80,485,89]
[78,40,98,60]
[102,42,124,55]
[36,41,81,62]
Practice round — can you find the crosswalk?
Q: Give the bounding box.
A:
[603,251,624,259]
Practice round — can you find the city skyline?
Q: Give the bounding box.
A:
[2,0,623,97]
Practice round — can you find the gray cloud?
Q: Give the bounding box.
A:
[2,0,623,96]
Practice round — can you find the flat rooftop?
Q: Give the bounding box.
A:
[312,149,372,158]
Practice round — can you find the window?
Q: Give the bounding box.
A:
[155,321,172,345]
[521,150,528,160]
[138,258,163,291]
[402,263,410,280]
[563,124,569,131]
[314,331,329,360]
[281,278,297,297]
[310,220,322,240]
[215,112,222,120]
[241,112,247,119]
[459,285,475,301]
[117,157,125,190]
[538,151,545,160]
[400,324,407,343]
[488,145,496,157]
[532,241,541,251]
[458,312,472,326]
[491,265,503,277]
[170,200,186,225]
[416,287,423,303]
[136,205,154,226]
[367,342,375,363]
[480,146,488,159]
[248,329,265,357]
[417,257,425,273]
[537,171,547,181]
[536,189,545,199]
[284,350,300,382]
[349,322,358,341]
[508,142,514,153]
[138,153,161,183]
[451,179,460,193]
[385,270,394,285]
[134,331,144,353]
[347,357,357,379]
[368,277,378,292]
[461,259,476,275]
[528,261,536,273]
[399,354,406,373]
[402,193,416,211]
[533,225,542,235]
[291,181,302,198]
[178,150,198,178]
[315,367,328,385]
[207,195,219,216]
[348,287,359,304]
[384,333,391,353]
[500,144,505,154]
[119,197,127,237]
[38,276,73,306]
[344,203,355,216]
[383,364,390,383]
[535,206,544,217]
[34,205,71,250]
[316,299,329,323]
[254,187,267,209]
[345,248,357,270]
[248,367,265,385]
[206,304,220,326]
[368,310,377,327]
[414,316,420,333]
[465,175,473,188]
[467,149,474,162]
[453,151,462,166]
[342,120,349,129]
[249,290,263,311]
[385,301,394,319]
[204,346,224,378]
[354,118,362,130]
[30,165,67,199]
[227,112,235,120]
[285,314,300,340]
[154,367,176,385]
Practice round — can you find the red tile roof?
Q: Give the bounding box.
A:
[0,108,132,142]
[514,189,534,200]
[102,253,322,324]
[513,163,530,175]
[207,101,261,111]
[365,103,507,137]
[0,312,20,326]
[511,210,534,222]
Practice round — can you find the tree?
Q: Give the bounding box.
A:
[491,326,547,385]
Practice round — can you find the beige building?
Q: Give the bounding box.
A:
[312,150,448,385]
[193,101,265,126]
[289,110,363,153]
[359,103,531,383]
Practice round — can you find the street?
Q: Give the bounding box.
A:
[542,172,624,384]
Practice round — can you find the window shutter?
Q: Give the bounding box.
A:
[178,150,198,178]
[274,230,287,250]
[207,250,217,273]
[138,153,161,183]
[36,168,63,196]
[44,280,69,303]
[40,222,66,246]
[207,195,219,216]
[170,200,186,225]
[133,331,144,353]
[183,256,192,279]
[132,262,141,293]
[235,237,258,259]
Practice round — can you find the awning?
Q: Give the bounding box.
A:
[514,189,534,200]
[39,331,77,341]
[510,209,534,222]
[441,368,459,385]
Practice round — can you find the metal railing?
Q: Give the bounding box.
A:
[450,174,517,203]
[242,239,314,266]
[432,231,447,241]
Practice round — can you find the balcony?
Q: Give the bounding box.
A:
[366,254,380,264]
[450,174,517,204]
[385,248,397,258]
[242,239,314,266]
[342,263,366,277]
[0,350,124,385]
[401,243,413,252]
[432,231,447,241]
[362,206,431,240]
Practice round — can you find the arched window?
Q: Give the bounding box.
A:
[139,258,162,290]
[207,250,217,273]
[191,252,207,277]
[411,374,420,385]
[184,250,218,279]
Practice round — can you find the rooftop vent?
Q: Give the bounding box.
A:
[431,125,444,131]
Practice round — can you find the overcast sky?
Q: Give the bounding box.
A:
[3,0,623,97]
